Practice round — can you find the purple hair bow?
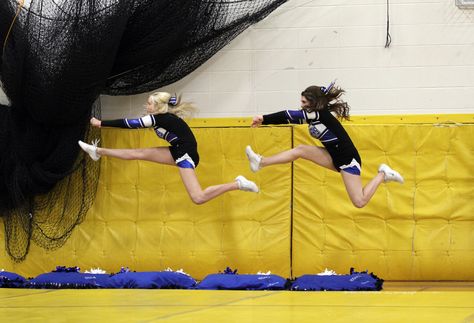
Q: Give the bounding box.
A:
[169,95,178,106]
[321,80,336,94]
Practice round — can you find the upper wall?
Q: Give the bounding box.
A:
[1,0,473,117]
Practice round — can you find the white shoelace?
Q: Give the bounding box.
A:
[91,138,100,149]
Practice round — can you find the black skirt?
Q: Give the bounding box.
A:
[325,142,361,171]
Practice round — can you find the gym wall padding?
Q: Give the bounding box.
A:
[292,122,474,280]
[0,126,293,280]
[0,116,472,281]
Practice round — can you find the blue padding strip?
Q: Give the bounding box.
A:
[291,271,383,291]
[196,274,287,290]
[0,271,28,288]
[27,271,197,289]
[106,271,197,289]
[28,272,112,289]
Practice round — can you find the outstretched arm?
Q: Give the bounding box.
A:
[90,115,156,129]
[259,110,317,125]
[251,115,263,128]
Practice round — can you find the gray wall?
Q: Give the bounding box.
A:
[2,0,473,118]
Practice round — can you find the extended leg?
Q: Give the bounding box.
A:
[178,168,257,205]
[79,140,176,165]
[246,144,337,172]
[78,141,259,204]
[341,171,385,208]
[97,146,175,165]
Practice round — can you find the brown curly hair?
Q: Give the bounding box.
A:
[301,84,350,121]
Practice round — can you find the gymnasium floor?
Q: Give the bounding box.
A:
[1,282,473,322]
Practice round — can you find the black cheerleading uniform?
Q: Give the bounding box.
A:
[262,108,361,175]
[101,113,199,168]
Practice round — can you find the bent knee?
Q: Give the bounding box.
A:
[295,144,310,151]
[293,144,311,156]
[351,197,367,208]
[190,193,206,205]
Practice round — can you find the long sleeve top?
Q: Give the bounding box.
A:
[101,113,197,149]
[262,108,356,151]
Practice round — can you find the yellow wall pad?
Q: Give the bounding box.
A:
[291,123,473,280]
[0,126,293,280]
[0,116,472,280]
[188,114,474,127]
[1,289,474,322]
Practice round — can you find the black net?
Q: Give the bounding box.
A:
[0,0,287,261]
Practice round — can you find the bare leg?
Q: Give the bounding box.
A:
[178,168,240,205]
[96,146,255,204]
[341,171,385,208]
[261,145,337,171]
[97,146,175,165]
[257,144,386,208]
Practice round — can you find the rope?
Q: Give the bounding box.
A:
[384,0,392,48]
[3,0,25,55]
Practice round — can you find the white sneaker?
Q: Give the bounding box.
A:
[378,164,404,184]
[245,145,262,173]
[78,139,101,161]
[235,175,259,193]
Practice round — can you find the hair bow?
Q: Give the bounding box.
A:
[169,94,178,106]
[321,80,336,94]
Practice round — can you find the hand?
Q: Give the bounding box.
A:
[251,115,263,128]
[90,117,102,128]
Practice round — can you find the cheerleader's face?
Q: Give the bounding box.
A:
[145,97,155,114]
[301,95,310,109]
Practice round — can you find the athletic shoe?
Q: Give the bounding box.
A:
[378,164,404,184]
[245,145,262,173]
[235,175,259,193]
[78,139,101,161]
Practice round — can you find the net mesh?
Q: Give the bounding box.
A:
[0,0,287,261]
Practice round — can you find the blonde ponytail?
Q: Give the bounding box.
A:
[148,91,197,119]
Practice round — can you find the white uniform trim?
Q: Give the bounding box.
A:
[175,153,195,168]
[339,158,361,172]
